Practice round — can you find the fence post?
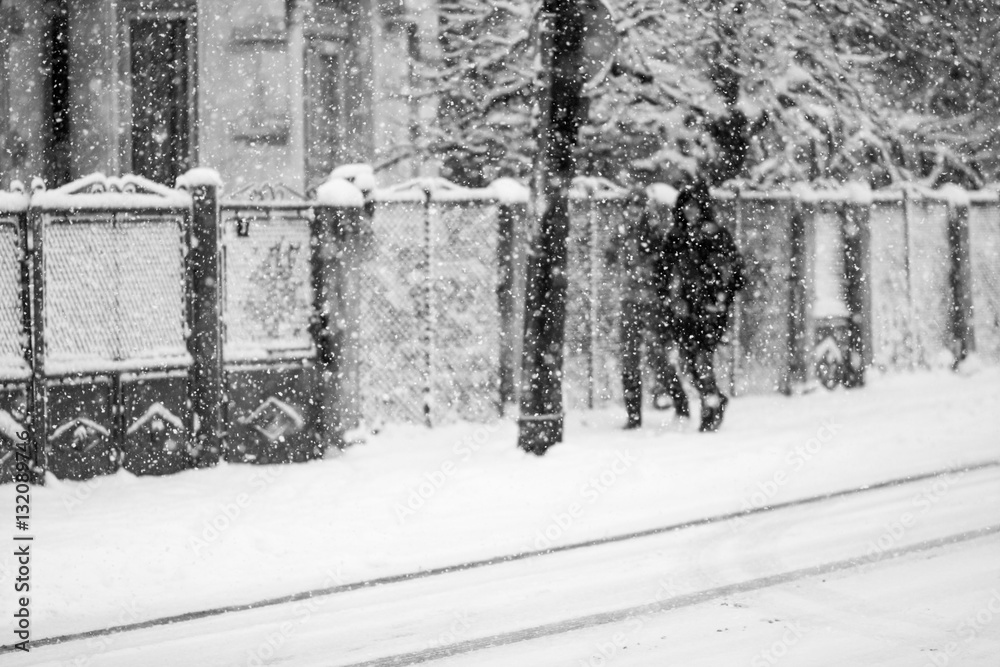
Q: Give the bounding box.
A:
[491,178,530,412]
[842,196,872,388]
[312,175,366,445]
[178,169,225,466]
[945,188,975,363]
[10,181,44,484]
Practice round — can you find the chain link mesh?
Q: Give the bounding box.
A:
[221,209,313,355]
[117,216,186,359]
[0,219,23,370]
[869,201,918,370]
[906,200,954,366]
[969,204,1000,362]
[358,202,428,426]
[563,199,593,409]
[734,199,793,394]
[44,214,186,367]
[430,202,501,422]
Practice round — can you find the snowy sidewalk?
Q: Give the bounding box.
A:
[2,367,999,640]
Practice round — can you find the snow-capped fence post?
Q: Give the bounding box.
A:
[314,172,368,444]
[942,186,975,364]
[841,194,873,388]
[491,178,530,410]
[179,169,225,466]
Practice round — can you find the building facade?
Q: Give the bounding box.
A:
[0,0,376,192]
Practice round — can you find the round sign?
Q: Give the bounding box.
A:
[580,0,618,88]
[530,0,619,89]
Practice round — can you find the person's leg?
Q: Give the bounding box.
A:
[621,300,643,428]
[688,344,728,432]
[648,321,689,417]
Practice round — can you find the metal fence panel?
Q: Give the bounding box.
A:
[430,201,501,422]
[906,199,954,366]
[591,200,624,405]
[0,205,29,484]
[734,199,794,394]
[969,204,1000,362]
[564,198,594,409]
[220,204,320,463]
[222,209,314,356]
[359,202,428,426]
[868,201,917,370]
[39,208,190,479]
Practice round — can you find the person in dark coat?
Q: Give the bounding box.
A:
[618,191,684,429]
[654,180,745,431]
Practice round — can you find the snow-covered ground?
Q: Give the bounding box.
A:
[1,367,999,661]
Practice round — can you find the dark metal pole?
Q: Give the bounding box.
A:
[184,176,225,464]
[517,0,586,454]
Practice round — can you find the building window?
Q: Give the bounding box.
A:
[230,19,291,146]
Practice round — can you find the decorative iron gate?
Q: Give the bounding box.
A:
[220,185,323,463]
[29,175,192,479]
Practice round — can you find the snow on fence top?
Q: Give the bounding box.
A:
[315,177,365,208]
[489,178,530,204]
[222,182,314,210]
[176,167,224,191]
[373,177,496,203]
[32,173,191,211]
[570,176,628,200]
[646,182,678,207]
[0,181,29,213]
[330,164,376,193]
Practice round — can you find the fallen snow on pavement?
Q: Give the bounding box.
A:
[2,367,998,639]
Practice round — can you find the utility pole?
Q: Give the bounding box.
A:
[517,0,587,454]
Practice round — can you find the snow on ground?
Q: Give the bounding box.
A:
[1,367,998,640]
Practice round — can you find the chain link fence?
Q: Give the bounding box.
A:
[969,200,1000,362]
[358,183,501,429]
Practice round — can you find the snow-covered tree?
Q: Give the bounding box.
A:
[426,0,999,189]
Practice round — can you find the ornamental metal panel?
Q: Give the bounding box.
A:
[221,207,314,358]
[31,175,192,480]
[220,192,322,463]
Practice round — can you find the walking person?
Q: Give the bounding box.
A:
[653,180,745,432]
[618,190,686,429]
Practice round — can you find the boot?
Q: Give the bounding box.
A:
[699,394,728,432]
[669,387,691,419]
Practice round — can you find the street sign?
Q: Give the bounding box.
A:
[531,0,618,89]
[579,0,618,88]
